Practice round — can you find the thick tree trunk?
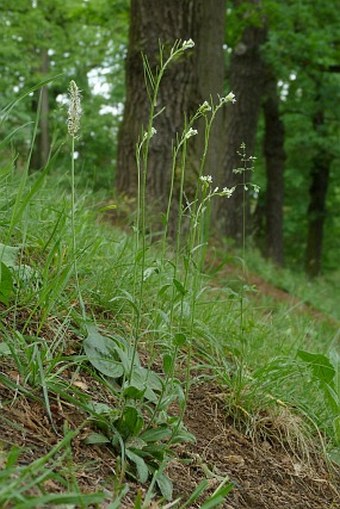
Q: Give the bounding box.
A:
[116,0,225,205]
[263,71,285,265]
[221,0,267,242]
[191,0,226,184]
[305,109,331,277]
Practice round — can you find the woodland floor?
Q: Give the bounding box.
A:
[0,272,339,508]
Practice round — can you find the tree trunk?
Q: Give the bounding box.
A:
[191,0,226,184]
[305,108,331,277]
[116,0,225,205]
[221,0,267,242]
[263,70,285,265]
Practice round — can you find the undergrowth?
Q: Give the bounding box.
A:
[0,41,339,507]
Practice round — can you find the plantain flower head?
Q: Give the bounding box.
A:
[67,80,82,137]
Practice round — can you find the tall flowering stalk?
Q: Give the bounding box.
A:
[129,40,196,383]
[67,80,86,321]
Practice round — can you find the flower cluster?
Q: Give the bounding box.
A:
[199,175,237,199]
[182,39,195,50]
[185,127,198,140]
[221,186,236,198]
[219,91,236,105]
[199,175,213,185]
[143,126,157,140]
[67,80,82,137]
[199,100,212,114]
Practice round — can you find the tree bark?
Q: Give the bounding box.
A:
[116,0,225,205]
[263,70,285,265]
[220,0,267,242]
[305,108,331,277]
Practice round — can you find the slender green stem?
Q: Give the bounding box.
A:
[70,135,86,322]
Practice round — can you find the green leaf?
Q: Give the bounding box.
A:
[0,262,14,305]
[0,342,11,356]
[173,278,187,296]
[118,405,144,438]
[323,383,339,415]
[297,350,335,385]
[5,446,21,469]
[0,243,19,267]
[156,472,173,501]
[158,283,171,297]
[87,401,114,415]
[163,353,173,375]
[143,266,159,281]
[85,432,110,445]
[84,324,124,378]
[140,426,172,443]
[126,449,149,483]
[130,366,163,402]
[173,333,187,347]
[123,383,146,400]
[180,479,209,508]
[125,437,147,450]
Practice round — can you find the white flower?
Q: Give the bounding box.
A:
[143,127,157,140]
[199,100,212,113]
[222,186,236,198]
[185,127,198,139]
[226,91,236,103]
[220,91,236,105]
[182,39,195,50]
[200,175,213,184]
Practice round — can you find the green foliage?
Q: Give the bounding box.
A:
[298,350,339,445]
[83,322,194,499]
[0,0,129,186]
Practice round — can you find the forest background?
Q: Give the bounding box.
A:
[1,0,339,277]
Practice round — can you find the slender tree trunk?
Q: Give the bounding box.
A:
[220,0,267,241]
[116,0,225,205]
[305,108,331,277]
[263,70,285,265]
